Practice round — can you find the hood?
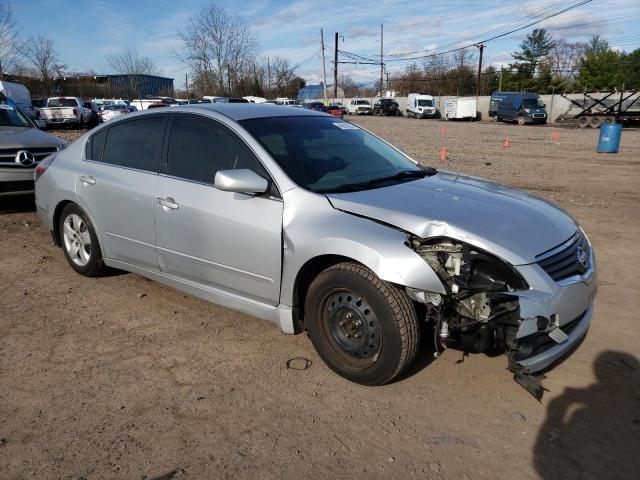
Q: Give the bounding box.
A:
[0,126,65,149]
[326,170,577,265]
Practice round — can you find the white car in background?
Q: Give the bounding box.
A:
[347,99,372,115]
[100,104,131,122]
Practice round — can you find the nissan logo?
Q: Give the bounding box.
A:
[577,246,589,269]
[15,150,35,167]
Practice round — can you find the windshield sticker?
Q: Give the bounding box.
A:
[333,122,359,130]
[0,104,15,110]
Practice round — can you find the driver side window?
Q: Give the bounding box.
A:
[166,114,268,185]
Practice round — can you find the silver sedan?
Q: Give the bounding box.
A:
[34,105,597,392]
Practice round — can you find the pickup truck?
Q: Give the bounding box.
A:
[38,97,91,129]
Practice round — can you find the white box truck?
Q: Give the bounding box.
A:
[406,93,438,119]
[444,97,477,120]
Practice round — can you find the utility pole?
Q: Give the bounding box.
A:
[185,73,189,98]
[380,24,384,97]
[498,67,503,91]
[320,29,328,103]
[267,57,271,94]
[475,44,484,98]
[333,32,338,100]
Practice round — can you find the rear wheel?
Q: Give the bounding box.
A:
[305,262,419,385]
[590,116,603,128]
[59,203,108,277]
[517,116,526,126]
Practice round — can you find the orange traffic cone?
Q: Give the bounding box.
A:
[440,146,448,160]
[502,137,510,148]
[552,130,560,142]
[440,126,447,136]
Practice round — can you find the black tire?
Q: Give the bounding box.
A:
[59,203,108,277]
[305,262,419,385]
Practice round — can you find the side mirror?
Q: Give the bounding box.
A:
[214,169,269,194]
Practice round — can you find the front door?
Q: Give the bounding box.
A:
[154,113,283,305]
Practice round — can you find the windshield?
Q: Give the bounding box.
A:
[417,99,434,107]
[522,98,544,108]
[355,100,370,105]
[0,104,31,128]
[240,116,427,193]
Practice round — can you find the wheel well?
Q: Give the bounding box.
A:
[52,200,74,247]
[292,254,357,332]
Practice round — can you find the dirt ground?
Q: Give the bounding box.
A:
[1,119,639,480]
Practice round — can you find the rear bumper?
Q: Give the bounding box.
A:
[45,118,79,125]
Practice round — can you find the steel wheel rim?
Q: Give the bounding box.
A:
[320,289,382,369]
[63,214,91,266]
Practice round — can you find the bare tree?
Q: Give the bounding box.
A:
[551,39,586,79]
[175,5,257,96]
[270,56,296,95]
[107,47,156,76]
[21,34,58,83]
[0,3,20,79]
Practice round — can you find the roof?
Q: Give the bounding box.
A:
[178,103,327,121]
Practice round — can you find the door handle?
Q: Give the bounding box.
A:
[158,197,179,210]
[79,175,96,185]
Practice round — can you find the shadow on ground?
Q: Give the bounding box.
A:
[534,350,640,480]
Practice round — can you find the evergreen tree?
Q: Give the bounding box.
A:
[575,36,622,90]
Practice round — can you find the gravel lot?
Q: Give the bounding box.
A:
[1,119,639,479]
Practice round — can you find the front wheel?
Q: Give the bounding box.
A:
[517,116,526,126]
[305,262,420,385]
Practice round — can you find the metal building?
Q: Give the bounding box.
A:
[297,82,344,100]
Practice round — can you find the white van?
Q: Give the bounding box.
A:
[406,93,438,119]
[0,81,37,121]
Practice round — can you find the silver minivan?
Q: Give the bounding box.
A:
[35,105,597,392]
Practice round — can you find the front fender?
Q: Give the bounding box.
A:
[279,188,445,307]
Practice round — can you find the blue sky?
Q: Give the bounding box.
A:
[13,0,640,88]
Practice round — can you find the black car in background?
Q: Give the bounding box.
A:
[83,101,102,128]
[373,98,402,116]
[303,101,327,112]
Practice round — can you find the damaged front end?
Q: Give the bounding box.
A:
[409,237,551,399]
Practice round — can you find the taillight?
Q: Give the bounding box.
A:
[35,153,57,182]
[72,107,77,115]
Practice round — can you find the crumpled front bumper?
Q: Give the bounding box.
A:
[510,253,597,373]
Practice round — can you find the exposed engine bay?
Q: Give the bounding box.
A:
[410,237,547,399]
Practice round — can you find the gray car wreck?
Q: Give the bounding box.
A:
[34,104,597,395]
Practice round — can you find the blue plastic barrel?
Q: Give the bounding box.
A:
[597,123,622,153]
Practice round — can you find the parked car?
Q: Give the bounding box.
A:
[406,93,438,118]
[34,104,597,393]
[373,98,402,116]
[490,92,548,125]
[347,99,372,115]
[83,101,102,128]
[38,97,91,129]
[146,103,170,109]
[0,93,66,196]
[329,102,347,115]
[100,104,131,121]
[0,81,39,122]
[325,104,344,118]
[274,98,300,107]
[303,102,328,113]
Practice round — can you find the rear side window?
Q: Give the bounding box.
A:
[86,128,107,161]
[166,114,267,185]
[102,116,166,172]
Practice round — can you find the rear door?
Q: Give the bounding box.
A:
[78,114,168,269]
[154,113,283,305]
